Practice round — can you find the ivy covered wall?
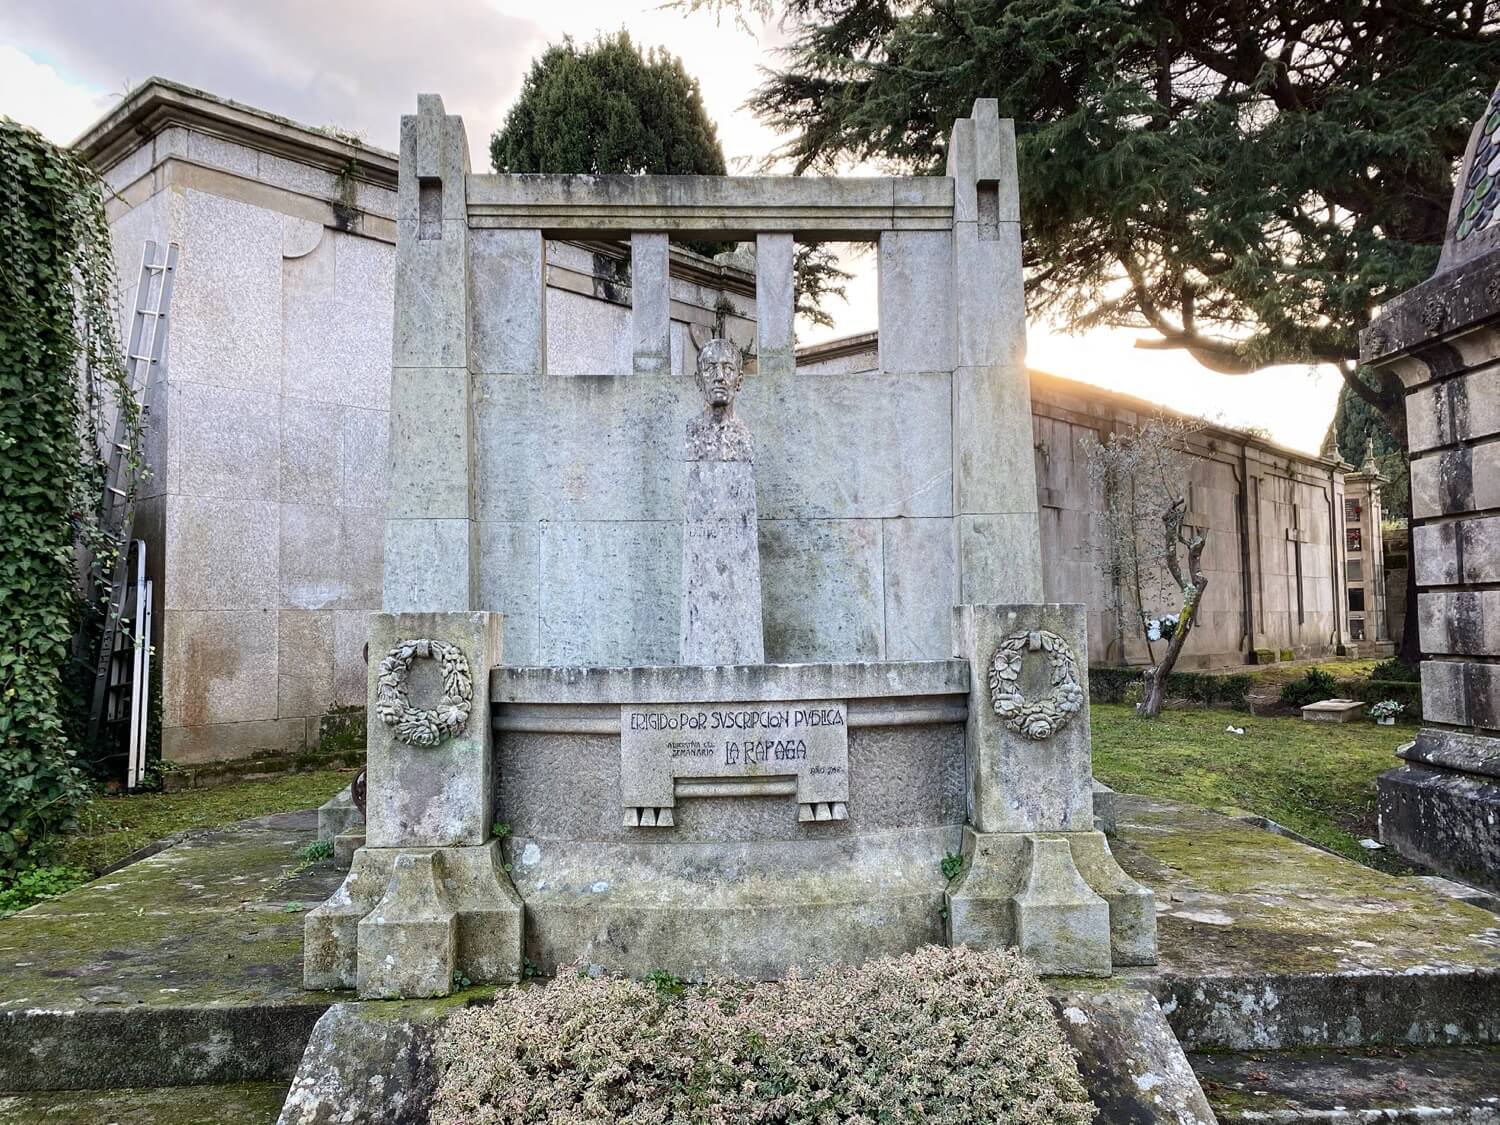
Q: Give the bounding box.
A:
[0,119,136,878]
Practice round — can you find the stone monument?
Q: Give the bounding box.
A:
[303,94,1155,996]
[1363,81,1500,894]
[680,337,765,665]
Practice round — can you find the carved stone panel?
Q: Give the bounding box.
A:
[620,700,849,827]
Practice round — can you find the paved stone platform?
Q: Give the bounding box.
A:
[3,794,1498,1119]
[1106,794,1500,1049]
[0,811,344,1092]
[0,1082,289,1124]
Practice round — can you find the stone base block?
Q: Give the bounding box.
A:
[510,828,949,981]
[1300,699,1366,723]
[304,847,391,991]
[1013,837,1110,977]
[304,840,523,996]
[945,827,1155,975]
[357,854,455,999]
[333,827,365,869]
[316,785,364,843]
[1068,831,1157,966]
[1379,762,1500,895]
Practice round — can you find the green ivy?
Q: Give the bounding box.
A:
[0,118,138,880]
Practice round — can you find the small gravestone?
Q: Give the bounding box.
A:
[1300,698,1366,723]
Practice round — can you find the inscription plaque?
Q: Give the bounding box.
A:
[620,700,850,827]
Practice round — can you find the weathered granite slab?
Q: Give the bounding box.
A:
[1190,1043,1500,1120]
[0,1083,292,1125]
[1049,987,1216,1124]
[1104,793,1500,1049]
[0,810,346,1091]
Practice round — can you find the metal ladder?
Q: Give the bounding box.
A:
[87,240,179,781]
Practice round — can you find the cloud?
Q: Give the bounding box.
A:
[0,43,111,142]
[0,0,552,159]
[0,0,787,166]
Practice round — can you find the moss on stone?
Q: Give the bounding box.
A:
[1112,795,1500,978]
[0,813,346,1010]
[0,1082,289,1124]
[57,769,353,876]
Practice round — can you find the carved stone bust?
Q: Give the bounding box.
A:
[686,338,753,462]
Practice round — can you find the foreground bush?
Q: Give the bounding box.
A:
[431,945,1093,1124]
[1280,668,1339,709]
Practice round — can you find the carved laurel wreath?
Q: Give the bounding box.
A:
[375,639,473,748]
[987,629,1085,742]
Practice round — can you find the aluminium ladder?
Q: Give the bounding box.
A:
[86,240,179,784]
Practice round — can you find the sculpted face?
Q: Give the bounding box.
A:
[695,339,743,408]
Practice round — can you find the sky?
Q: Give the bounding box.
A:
[0,0,1344,453]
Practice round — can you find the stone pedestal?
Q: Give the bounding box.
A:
[679,341,766,666]
[945,604,1156,974]
[1362,81,1500,895]
[303,610,523,996]
[680,453,765,665]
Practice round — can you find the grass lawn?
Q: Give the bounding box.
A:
[1092,703,1416,870]
[1238,657,1385,686]
[56,768,356,876]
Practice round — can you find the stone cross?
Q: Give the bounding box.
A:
[680,338,766,665]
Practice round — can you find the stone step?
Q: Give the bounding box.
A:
[0,812,343,1093]
[1191,1045,1500,1122]
[0,1082,288,1124]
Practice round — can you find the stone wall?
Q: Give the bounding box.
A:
[81,80,402,765]
[801,341,1379,669]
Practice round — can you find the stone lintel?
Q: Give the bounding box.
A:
[493,658,970,705]
[463,173,953,238]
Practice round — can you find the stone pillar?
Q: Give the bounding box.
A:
[1342,444,1389,648]
[1363,82,1500,894]
[946,604,1155,973]
[385,94,477,612]
[631,232,671,375]
[304,611,522,996]
[944,100,1043,604]
[755,233,796,376]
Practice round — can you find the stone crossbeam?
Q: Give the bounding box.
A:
[464,174,954,238]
